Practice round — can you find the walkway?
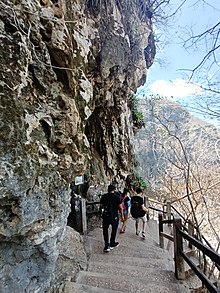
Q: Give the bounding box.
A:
[63,218,191,292]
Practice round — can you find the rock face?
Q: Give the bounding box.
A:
[0,0,155,292]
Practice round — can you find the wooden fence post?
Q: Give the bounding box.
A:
[163,202,166,217]
[167,201,171,226]
[173,216,185,280]
[159,213,164,249]
[81,198,87,234]
[188,220,194,250]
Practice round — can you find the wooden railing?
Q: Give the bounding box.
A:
[138,197,220,292]
[75,196,220,292]
[157,210,220,293]
[179,228,220,293]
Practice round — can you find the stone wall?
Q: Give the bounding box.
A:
[0,0,155,292]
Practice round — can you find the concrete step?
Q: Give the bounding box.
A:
[86,236,164,259]
[145,219,160,238]
[76,270,190,293]
[87,237,159,255]
[88,260,177,283]
[191,280,219,293]
[184,247,196,257]
[86,222,164,250]
[62,280,124,293]
[65,217,192,293]
[89,253,174,271]
[185,274,219,292]
[184,255,202,278]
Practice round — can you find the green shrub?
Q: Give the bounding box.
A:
[130,95,145,129]
[126,172,148,191]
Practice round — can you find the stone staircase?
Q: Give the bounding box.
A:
[62,218,192,292]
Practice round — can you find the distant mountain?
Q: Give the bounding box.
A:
[133,98,220,185]
[133,98,220,250]
[174,95,220,129]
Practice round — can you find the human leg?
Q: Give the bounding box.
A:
[141,215,147,238]
[110,218,119,247]
[120,213,128,233]
[135,218,140,235]
[102,218,110,251]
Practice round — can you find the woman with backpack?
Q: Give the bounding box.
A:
[119,188,131,233]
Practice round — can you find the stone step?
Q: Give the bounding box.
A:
[89,253,174,270]
[88,218,158,242]
[76,271,191,293]
[71,218,191,293]
[117,231,158,247]
[87,228,157,244]
[184,247,196,257]
[86,229,156,243]
[146,219,161,241]
[184,255,201,278]
[86,236,164,259]
[191,280,218,293]
[88,260,177,282]
[86,226,164,248]
[62,280,124,293]
[185,273,219,292]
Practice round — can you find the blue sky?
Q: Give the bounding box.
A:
[138,0,220,99]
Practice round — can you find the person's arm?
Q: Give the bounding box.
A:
[119,203,124,221]
[141,204,148,213]
[140,197,148,213]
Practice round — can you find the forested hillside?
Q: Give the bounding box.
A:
[134,97,220,248]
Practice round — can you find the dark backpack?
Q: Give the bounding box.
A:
[101,193,116,222]
[130,199,145,218]
[102,202,115,222]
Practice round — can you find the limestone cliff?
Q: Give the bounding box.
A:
[0,0,155,292]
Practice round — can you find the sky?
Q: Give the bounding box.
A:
[138,0,220,100]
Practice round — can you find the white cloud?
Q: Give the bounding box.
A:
[149,79,204,98]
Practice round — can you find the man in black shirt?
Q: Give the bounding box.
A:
[100,184,124,252]
[130,188,148,239]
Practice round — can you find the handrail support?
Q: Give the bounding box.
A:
[173,217,185,280]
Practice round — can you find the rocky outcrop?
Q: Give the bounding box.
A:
[0,0,155,292]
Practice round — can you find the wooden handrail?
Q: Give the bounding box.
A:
[174,217,220,291]
[179,230,220,267]
[181,252,219,293]
[160,232,174,242]
[81,196,220,291]
[149,205,166,214]
[158,213,220,291]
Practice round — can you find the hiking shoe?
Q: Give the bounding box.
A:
[103,246,110,252]
[110,242,119,249]
[136,231,140,236]
[142,232,146,239]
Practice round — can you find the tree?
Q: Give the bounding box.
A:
[180,93,220,126]
[150,0,220,122]
[165,0,220,91]
[134,97,220,251]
